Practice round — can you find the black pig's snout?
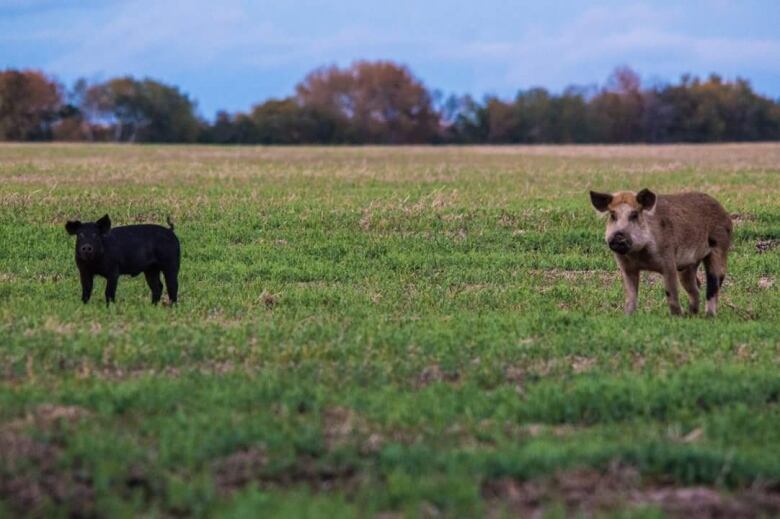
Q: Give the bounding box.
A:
[608,232,632,254]
[79,244,95,258]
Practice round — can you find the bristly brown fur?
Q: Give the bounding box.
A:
[608,192,640,210]
[591,189,732,317]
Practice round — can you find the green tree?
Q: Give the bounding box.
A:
[247,98,340,144]
[86,77,200,142]
[589,66,644,142]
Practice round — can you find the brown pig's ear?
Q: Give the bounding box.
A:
[589,191,612,212]
[636,189,656,211]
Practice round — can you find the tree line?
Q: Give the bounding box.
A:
[2,61,780,144]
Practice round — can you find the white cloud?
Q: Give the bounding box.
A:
[425,2,780,92]
[2,0,778,111]
[41,0,443,81]
[45,0,251,74]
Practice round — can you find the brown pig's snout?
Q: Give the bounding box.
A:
[608,232,632,254]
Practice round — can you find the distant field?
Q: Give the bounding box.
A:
[1,143,779,517]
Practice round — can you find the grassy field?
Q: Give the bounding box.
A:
[1,143,779,518]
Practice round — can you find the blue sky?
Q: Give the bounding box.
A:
[2,0,779,118]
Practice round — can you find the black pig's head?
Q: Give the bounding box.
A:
[65,214,111,262]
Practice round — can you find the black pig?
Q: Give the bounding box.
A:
[65,215,180,306]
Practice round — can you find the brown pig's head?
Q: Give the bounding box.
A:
[590,189,656,255]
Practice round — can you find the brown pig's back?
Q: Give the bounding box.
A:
[654,192,732,251]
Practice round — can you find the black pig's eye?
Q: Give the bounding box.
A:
[629,211,639,221]
[609,212,616,222]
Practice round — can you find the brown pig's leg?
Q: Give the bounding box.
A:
[620,267,640,315]
[662,262,682,316]
[703,250,727,317]
[678,264,700,315]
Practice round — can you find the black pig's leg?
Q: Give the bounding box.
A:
[163,268,178,304]
[79,269,93,304]
[145,269,163,304]
[105,273,119,306]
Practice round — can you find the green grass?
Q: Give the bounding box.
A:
[1,143,779,517]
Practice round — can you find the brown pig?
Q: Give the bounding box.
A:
[589,189,732,316]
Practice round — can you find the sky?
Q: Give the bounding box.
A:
[2,0,780,119]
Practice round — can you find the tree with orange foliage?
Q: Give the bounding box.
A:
[295,61,439,144]
[0,70,62,140]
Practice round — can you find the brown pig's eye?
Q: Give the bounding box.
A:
[609,212,617,221]
[629,211,639,221]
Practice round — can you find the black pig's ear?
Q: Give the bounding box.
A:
[65,220,81,235]
[590,191,612,212]
[636,189,656,211]
[96,214,111,234]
